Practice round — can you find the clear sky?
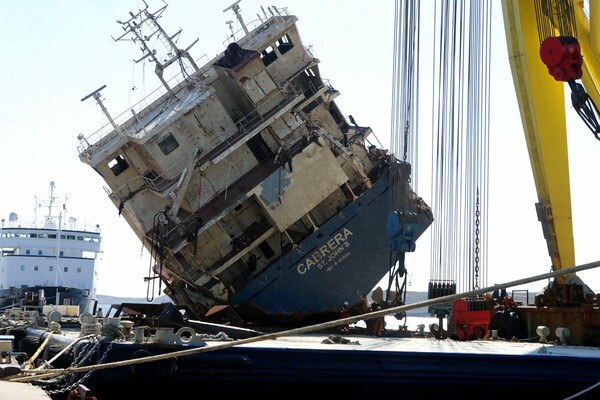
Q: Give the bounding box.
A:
[1,0,599,298]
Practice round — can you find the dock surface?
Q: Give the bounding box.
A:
[0,381,50,399]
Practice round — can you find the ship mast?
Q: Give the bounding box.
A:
[224,1,249,35]
[80,85,123,136]
[37,181,66,293]
[41,181,60,229]
[112,0,201,96]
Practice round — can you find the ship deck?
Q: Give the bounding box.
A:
[6,315,600,399]
[57,329,600,398]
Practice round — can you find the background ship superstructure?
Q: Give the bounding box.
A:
[0,181,100,316]
[78,2,433,325]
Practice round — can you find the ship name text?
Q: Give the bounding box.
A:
[296,228,353,274]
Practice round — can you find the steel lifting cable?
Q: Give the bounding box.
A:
[430,0,457,289]
[387,0,403,305]
[471,0,491,291]
[534,0,578,43]
[534,0,600,137]
[457,0,492,293]
[386,0,421,306]
[473,0,492,292]
[463,0,476,292]
[390,0,420,210]
[428,0,491,295]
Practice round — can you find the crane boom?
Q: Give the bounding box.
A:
[501,0,600,289]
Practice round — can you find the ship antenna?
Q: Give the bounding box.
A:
[226,20,235,39]
[113,1,202,96]
[224,0,249,35]
[33,195,38,227]
[39,181,59,229]
[48,181,56,218]
[81,85,123,136]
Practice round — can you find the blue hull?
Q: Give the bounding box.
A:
[231,163,433,324]
[47,340,600,398]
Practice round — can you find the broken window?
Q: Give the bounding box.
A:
[108,155,129,176]
[261,45,277,66]
[276,33,293,54]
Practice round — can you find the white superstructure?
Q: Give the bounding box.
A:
[0,182,101,316]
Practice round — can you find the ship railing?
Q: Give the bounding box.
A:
[168,79,304,169]
[105,76,323,215]
[1,219,101,234]
[78,7,297,155]
[222,8,292,48]
[173,135,316,252]
[105,160,187,210]
[107,155,190,204]
[78,53,214,155]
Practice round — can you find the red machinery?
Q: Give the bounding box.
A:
[452,297,493,341]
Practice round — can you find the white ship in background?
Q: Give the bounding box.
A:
[0,181,101,316]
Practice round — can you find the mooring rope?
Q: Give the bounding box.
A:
[9,259,600,384]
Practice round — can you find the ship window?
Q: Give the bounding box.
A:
[29,233,37,238]
[48,234,57,239]
[276,34,293,55]
[49,266,53,271]
[20,265,25,271]
[60,235,66,240]
[77,267,82,273]
[258,241,275,259]
[64,267,68,272]
[77,236,84,241]
[158,132,179,155]
[260,45,277,66]
[38,250,42,255]
[34,266,38,271]
[59,251,64,256]
[38,233,47,238]
[108,155,129,176]
[26,249,30,255]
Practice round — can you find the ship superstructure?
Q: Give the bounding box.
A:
[0,181,101,316]
[78,1,433,325]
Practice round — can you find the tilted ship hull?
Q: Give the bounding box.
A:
[78,2,433,325]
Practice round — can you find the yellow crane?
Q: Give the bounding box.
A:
[502,0,600,305]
